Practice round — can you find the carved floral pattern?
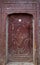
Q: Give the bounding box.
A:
[8,14,33,61]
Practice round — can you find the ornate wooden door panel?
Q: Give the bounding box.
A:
[8,14,33,62]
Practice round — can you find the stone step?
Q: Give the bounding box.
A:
[7,62,34,65]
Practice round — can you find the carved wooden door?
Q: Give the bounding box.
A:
[8,14,33,62]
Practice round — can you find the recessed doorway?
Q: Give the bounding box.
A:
[6,13,34,65]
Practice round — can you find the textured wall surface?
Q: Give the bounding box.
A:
[0,0,40,65]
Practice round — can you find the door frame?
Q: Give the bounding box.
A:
[5,12,37,65]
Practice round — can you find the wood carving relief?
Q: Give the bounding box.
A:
[8,14,33,62]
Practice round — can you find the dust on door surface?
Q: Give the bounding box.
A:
[8,13,33,62]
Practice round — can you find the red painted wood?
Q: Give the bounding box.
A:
[8,14,33,62]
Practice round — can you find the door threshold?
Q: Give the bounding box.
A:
[7,62,34,65]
